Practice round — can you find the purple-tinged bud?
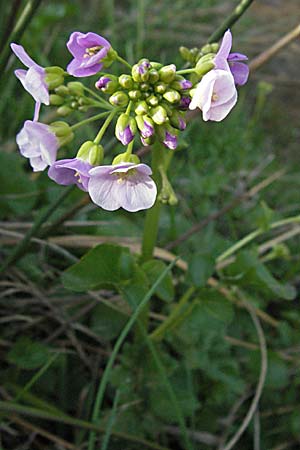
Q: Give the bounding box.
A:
[179,96,191,110]
[109,91,129,107]
[141,135,155,146]
[136,115,155,139]
[119,74,134,89]
[132,59,151,82]
[171,76,193,91]
[163,89,181,104]
[157,125,178,150]
[150,105,168,125]
[158,64,176,83]
[95,74,119,93]
[135,101,149,115]
[115,113,136,145]
[169,111,186,131]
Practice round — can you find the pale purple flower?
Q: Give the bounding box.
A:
[95,76,111,89]
[214,30,249,86]
[16,120,58,171]
[66,31,111,77]
[189,69,237,122]
[10,43,49,120]
[48,158,92,191]
[88,163,157,212]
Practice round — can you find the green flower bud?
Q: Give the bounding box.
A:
[119,74,134,89]
[163,89,181,104]
[57,105,72,117]
[109,91,129,107]
[154,82,167,94]
[135,101,149,115]
[50,121,74,146]
[169,110,186,130]
[148,68,160,84]
[211,43,219,53]
[49,94,64,106]
[112,153,140,164]
[146,94,159,107]
[67,81,84,96]
[55,85,69,96]
[159,64,176,83]
[150,105,168,125]
[140,82,150,91]
[128,90,142,100]
[77,141,104,165]
[45,66,65,90]
[132,59,151,82]
[140,135,155,146]
[195,61,215,76]
[150,62,163,70]
[179,46,191,61]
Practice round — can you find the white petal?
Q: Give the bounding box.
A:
[88,175,121,211]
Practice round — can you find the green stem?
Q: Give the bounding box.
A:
[93,110,116,144]
[116,55,132,70]
[217,215,300,263]
[176,68,197,75]
[141,142,164,262]
[71,111,111,131]
[0,0,43,78]
[0,185,75,274]
[207,0,254,43]
[82,85,113,107]
[87,260,176,450]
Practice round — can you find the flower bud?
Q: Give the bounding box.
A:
[157,125,178,150]
[55,85,69,96]
[67,81,84,96]
[57,105,72,117]
[132,59,151,82]
[163,89,181,104]
[49,94,64,106]
[135,115,155,139]
[171,75,193,91]
[154,82,167,94]
[50,121,74,146]
[109,91,129,107]
[179,96,191,110]
[135,100,149,115]
[146,94,159,107]
[119,74,134,89]
[128,90,142,100]
[77,141,104,165]
[179,46,192,61]
[112,153,140,165]
[159,64,176,83]
[195,61,215,76]
[150,105,168,125]
[141,135,156,146]
[95,75,119,93]
[148,68,160,84]
[45,66,65,89]
[169,110,186,130]
[150,62,163,70]
[115,113,136,145]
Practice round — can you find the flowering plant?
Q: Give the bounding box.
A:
[12,28,248,213]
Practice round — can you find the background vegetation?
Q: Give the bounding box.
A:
[0,1,300,449]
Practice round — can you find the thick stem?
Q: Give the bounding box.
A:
[141,141,164,262]
[207,0,254,43]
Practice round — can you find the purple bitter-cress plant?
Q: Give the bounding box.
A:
[11,29,249,213]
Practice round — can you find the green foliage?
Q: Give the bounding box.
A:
[7,338,51,370]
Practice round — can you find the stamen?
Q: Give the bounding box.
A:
[212,92,218,102]
[85,45,103,57]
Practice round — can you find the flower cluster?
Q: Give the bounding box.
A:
[11,29,248,212]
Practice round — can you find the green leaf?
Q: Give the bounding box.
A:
[188,254,215,288]
[62,244,135,292]
[120,266,149,307]
[225,250,296,301]
[7,338,51,370]
[142,260,174,302]
[90,304,127,341]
